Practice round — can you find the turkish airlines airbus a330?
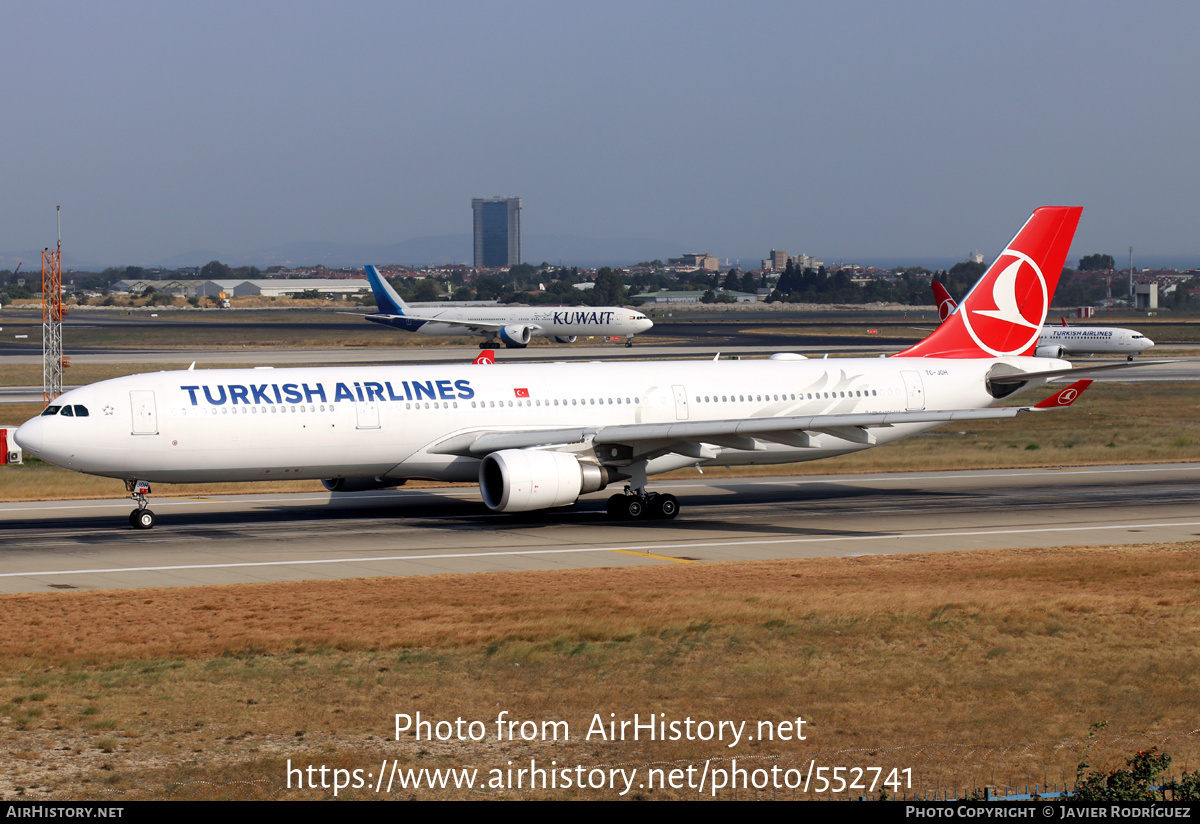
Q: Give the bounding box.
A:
[18,207,1128,529]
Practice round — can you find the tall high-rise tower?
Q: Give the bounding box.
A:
[472,197,522,268]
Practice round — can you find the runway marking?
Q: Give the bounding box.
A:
[737,465,1200,486]
[2,465,1197,516]
[611,549,696,563]
[3,520,1199,579]
[0,489,481,515]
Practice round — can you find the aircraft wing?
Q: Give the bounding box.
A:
[987,359,1173,385]
[364,313,513,333]
[429,381,1092,459]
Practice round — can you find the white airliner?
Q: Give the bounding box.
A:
[932,282,1154,359]
[18,207,1132,529]
[363,266,653,348]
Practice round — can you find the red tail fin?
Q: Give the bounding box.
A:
[897,207,1082,358]
[931,281,958,322]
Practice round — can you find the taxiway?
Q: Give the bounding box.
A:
[1,463,1197,593]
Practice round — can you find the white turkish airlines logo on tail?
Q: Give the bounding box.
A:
[961,249,1048,357]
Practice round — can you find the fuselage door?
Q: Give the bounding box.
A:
[672,385,689,421]
[356,401,380,430]
[900,371,925,411]
[130,390,158,435]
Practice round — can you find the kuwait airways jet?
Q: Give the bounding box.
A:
[363,266,653,348]
[19,207,1133,529]
[932,282,1154,359]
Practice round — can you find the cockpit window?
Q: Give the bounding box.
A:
[38,404,88,417]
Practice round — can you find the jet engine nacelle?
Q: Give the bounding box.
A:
[1035,344,1065,359]
[553,335,577,344]
[479,449,614,512]
[321,477,406,492]
[499,325,534,347]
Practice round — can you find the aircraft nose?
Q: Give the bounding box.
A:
[1143,337,1155,350]
[637,316,654,332]
[14,416,44,457]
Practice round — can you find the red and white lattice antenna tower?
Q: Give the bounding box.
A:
[42,206,64,406]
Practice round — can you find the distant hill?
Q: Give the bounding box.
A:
[0,233,683,271]
[4,239,1195,273]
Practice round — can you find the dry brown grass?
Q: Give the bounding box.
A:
[3,544,1199,799]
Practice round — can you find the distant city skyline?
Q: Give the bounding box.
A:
[3,3,1198,269]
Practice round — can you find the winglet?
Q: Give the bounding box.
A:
[1032,379,1093,409]
[364,265,410,315]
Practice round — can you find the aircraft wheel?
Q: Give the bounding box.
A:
[128,511,139,528]
[623,497,646,519]
[133,509,156,530]
[651,494,679,520]
[606,494,627,518]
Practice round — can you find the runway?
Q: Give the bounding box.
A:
[2,463,1198,593]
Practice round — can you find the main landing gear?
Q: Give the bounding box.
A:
[606,487,679,520]
[125,479,156,529]
[480,338,527,350]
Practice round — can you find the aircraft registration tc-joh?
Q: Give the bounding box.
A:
[18,207,1132,529]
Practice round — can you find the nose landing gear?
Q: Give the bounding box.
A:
[125,479,156,529]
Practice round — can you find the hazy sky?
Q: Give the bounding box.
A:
[3,1,1198,267]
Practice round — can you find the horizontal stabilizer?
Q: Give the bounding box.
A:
[1033,379,1092,409]
[987,359,1173,386]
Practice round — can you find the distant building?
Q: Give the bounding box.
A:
[111,279,193,296]
[472,197,522,268]
[634,289,759,304]
[668,253,720,272]
[1134,283,1158,310]
[762,251,824,272]
[195,279,373,299]
[764,250,789,271]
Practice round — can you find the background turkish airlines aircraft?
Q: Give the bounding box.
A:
[363,265,653,348]
[19,207,1111,528]
[932,282,1154,359]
